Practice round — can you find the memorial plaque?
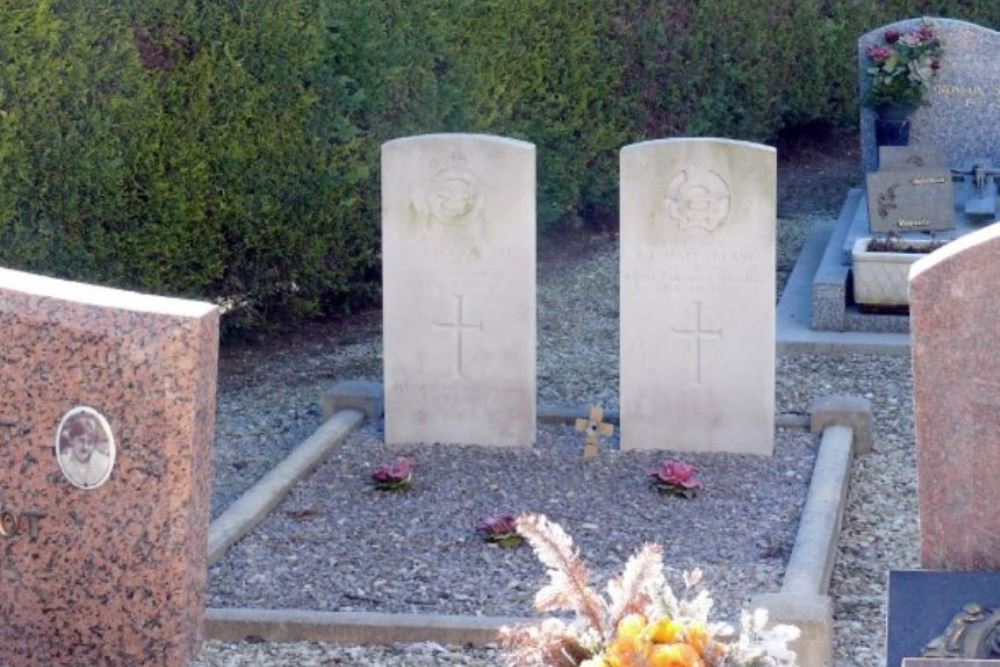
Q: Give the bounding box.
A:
[620,138,775,454]
[861,19,1000,172]
[910,224,1000,570]
[888,570,1000,667]
[382,134,536,447]
[867,169,956,232]
[0,268,219,667]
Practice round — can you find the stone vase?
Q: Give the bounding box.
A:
[874,103,914,147]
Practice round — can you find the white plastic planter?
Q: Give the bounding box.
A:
[851,237,942,307]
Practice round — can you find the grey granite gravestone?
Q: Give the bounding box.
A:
[860,18,1000,173]
[887,570,1000,667]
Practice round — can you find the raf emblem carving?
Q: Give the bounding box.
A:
[426,154,484,227]
[663,168,732,233]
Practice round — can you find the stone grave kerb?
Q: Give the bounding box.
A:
[860,17,1000,173]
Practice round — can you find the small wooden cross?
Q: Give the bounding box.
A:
[575,406,614,460]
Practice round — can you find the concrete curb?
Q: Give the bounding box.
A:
[207,409,365,566]
[205,607,530,646]
[204,395,865,659]
[776,214,911,356]
[750,397,870,667]
[538,404,811,430]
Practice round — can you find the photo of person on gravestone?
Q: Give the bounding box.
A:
[56,407,115,489]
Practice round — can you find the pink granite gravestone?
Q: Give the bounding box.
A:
[0,268,219,666]
[910,224,1000,571]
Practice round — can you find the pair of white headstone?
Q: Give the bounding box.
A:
[383,134,775,455]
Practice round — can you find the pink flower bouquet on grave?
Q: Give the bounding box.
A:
[649,460,703,499]
[371,456,415,491]
[864,19,943,111]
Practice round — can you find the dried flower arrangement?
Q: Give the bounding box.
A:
[371,457,415,491]
[501,514,799,667]
[476,514,524,548]
[648,460,703,499]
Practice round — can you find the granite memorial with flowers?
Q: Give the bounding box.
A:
[863,20,942,147]
[799,17,1000,335]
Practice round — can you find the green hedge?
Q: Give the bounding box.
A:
[0,1,997,332]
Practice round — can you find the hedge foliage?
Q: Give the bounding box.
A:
[0,1,998,331]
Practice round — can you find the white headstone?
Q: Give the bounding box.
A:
[382,134,536,446]
[620,138,775,454]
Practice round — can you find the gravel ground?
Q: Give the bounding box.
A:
[198,138,910,665]
[208,420,816,618]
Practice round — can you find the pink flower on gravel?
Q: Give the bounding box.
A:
[648,459,702,498]
[475,514,523,547]
[476,514,517,535]
[371,457,415,490]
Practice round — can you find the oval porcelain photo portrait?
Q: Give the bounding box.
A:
[55,406,116,490]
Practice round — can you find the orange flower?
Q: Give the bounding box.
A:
[648,618,685,644]
[606,634,652,667]
[686,624,727,662]
[649,643,705,667]
[616,613,648,640]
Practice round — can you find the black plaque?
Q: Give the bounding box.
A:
[888,570,1000,667]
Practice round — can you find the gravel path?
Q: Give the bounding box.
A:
[208,420,816,619]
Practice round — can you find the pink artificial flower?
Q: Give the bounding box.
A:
[649,459,703,490]
[372,457,415,485]
[475,514,518,537]
[867,45,893,62]
[884,29,902,44]
[931,59,941,71]
[915,25,936,42]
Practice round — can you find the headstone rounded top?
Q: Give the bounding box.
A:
[859,16,998,45]
[859,17,1000,172]
[0,268,216,318]
[909,222,1000,285]
[382,133,535,152]
[621,137,776,156]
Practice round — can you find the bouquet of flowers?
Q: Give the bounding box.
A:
[864,19,943,112]
[501,514,799,667]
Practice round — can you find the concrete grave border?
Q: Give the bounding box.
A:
[776,191,911,356]
[206,385,870,666]
[207,381,382,565]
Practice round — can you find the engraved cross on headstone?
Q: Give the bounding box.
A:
[671,301,722,385]
[433,294,482,378]
[575,406,614,460]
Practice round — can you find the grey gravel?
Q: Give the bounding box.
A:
[208,419,816,619]
[201,160,908,665]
